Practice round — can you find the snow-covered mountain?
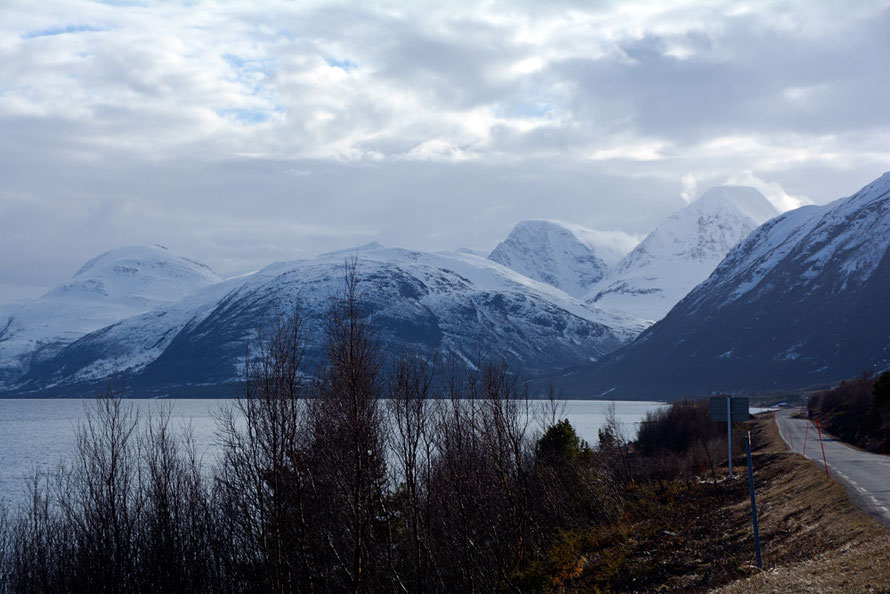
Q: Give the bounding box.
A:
[489,220,636,298]
[10,174,883,400]
[0,245,220,389]
[585,186,779,322]
[8,246,648,396]
[565,172,890,399]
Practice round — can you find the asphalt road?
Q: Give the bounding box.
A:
[775,408,890,526]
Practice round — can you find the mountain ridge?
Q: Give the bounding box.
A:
[0,245,221,390]
[4,175,887,399]
[6,247,648,396]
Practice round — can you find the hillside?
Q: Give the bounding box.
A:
[0,245,220,390]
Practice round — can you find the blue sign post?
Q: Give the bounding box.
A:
[745,431,762,568]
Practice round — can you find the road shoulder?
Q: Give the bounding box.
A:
[716,412,890,592]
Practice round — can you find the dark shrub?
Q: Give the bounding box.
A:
[635,398,728,480]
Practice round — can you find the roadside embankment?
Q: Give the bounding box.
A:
[716,412,890,592]
[557,412,890,592]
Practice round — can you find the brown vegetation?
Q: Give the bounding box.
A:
[635,397,729,482]
[809,371,890,454]
[532,407,890,592]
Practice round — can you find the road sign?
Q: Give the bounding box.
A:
[709,396,750,422]
[709,396,750,479]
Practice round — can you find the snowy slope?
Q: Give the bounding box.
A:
[10,245,649,396]
[564,172,890,399]
[689,173,890,310]
[585,186,778,322]
[0,245,220,388]
[489,220,636,298]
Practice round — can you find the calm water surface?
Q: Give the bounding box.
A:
[0,398,666,507]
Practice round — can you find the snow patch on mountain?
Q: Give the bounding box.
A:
[563,171,890,399]
[11,246,650,393]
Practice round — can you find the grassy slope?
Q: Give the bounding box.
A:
[715,414,890,593]
[539,413,890,592]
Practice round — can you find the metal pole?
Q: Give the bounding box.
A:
[745,431,762,568]
[727,397,733,478]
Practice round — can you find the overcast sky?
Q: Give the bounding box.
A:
[1,0,888,303]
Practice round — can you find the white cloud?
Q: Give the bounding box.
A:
[1,0,885,166]
[680,173,697,205]
[589,140,668,162]
[724,171,811,212]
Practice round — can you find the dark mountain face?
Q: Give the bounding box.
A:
[563,173,890,400]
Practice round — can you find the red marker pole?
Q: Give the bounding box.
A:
[803,422,809,456]
[815,418,829,478]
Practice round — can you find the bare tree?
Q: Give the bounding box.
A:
[308,260,389,592]
[215,309,311,592]
[137,405,220,592]
[0,262,649,594]
[386,352,436,592]
[55,390,142,592]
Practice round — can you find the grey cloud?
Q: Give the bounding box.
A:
[551,7,890,144]
[0,0,888,303]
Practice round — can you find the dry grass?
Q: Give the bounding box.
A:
[543,413,890,592]
[714,413,890,593]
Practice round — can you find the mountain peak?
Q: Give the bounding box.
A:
[72,245,216,279]
[5,245,647,396]
[0,245,222,389]
[58,245,219,302]
[690,185,779,224]
[586,185,777,321]
[568,171,890,398]
[489,220,634,298]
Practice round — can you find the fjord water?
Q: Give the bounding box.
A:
[0,398,666,507]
